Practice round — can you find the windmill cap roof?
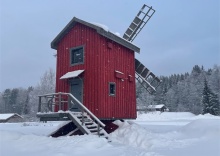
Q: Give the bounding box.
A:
[51,17,140,53]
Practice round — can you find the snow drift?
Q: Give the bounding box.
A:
[0,112,220,156]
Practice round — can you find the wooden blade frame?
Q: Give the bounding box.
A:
[123,4,155,42]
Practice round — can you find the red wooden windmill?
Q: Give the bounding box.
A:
[37,4,161,138]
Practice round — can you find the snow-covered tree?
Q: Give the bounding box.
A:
[37,68,55,95]
[136,82,154,108]
[0,68,55,119]
[2,89,12,113]
[202,79,212,114]
[209,92,220,115]
[136,65,219,115]
[209,65,220,98]
[22,86,33,114]
[202,79,220,115]
[28,68,56,119]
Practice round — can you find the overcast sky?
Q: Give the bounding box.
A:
[0,0,219,91]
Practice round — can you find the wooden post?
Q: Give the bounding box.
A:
[81,110,84,126]
[67,94,70,110]
[58,93,61,110]
[45,96,49,112]
[98,124,100,137]
[38,96,41,112]
[52,95,55,112]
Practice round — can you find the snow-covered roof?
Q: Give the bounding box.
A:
[147,104,165,109]
[60,70,84,79]
[0,113,23,120]
[51,17,140,53]
[92,22,109,32]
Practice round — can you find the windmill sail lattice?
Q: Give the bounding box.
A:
[135,59,161,93]
[123,4,161,94]
[123,4,155,42]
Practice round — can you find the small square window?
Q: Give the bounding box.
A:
[70,46,84,65]
[109,82,116,96]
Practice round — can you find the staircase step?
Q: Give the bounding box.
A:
[86,125,97,129]
[84,122,94,125]
[91,132,105,136]
[89,128,98,133]
[77,116,88,119]
[71,112,82,116]
[80,119,92,123]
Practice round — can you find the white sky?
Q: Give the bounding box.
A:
[0,0,219,91]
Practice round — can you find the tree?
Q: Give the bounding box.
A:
[192,65,202,76]
[28,68,55,119]
[10,88,19,113]
[0,92,4,113]
[202,79,220,115]
[2,89,11,113]
[202,79,212,114]
[209,92,220,115]
[22,86,33,114]
[37,68,55,95]
[209,65,220,98]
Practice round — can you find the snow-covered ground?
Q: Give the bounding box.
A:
[0,112,219,156]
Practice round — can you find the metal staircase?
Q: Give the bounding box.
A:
[37,92,109,139]
[68,112,108,138]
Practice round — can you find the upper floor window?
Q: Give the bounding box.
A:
[70,46,84,65]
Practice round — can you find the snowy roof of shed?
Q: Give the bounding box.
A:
[147,104,166,109]
[0,113,23,120]
[51,17,140,53]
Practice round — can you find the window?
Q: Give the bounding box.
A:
[70,46,84,65]
[109,82,116,96]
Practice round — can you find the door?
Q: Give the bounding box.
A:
[70,78,83,111]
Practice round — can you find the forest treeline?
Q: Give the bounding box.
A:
[136,65,220,115]
[0,65,219,121]
[0,68,55,121]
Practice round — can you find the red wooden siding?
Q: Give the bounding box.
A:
[56,23,136,119]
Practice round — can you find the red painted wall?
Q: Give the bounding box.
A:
[56,23,136,119]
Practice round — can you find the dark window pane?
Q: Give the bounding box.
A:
[71,47,84,65]
[109,83,116,96]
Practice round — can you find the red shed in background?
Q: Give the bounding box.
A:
[51,17,140,120]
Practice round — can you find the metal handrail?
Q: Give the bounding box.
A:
[38,92,105,127]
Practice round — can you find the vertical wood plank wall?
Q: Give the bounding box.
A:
[56,23,136,119]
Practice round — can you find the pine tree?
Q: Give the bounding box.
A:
[2,89,11,113]
[192,65,202,76]
[202,79,212,114]
[210,92,220,115]
[202,79,220,115]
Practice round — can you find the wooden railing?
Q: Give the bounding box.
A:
[38,92,105,128]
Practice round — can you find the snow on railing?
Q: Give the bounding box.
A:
[38,92,105,127]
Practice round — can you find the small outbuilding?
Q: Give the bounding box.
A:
[147,104,169,112]
[0,113,24,123]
